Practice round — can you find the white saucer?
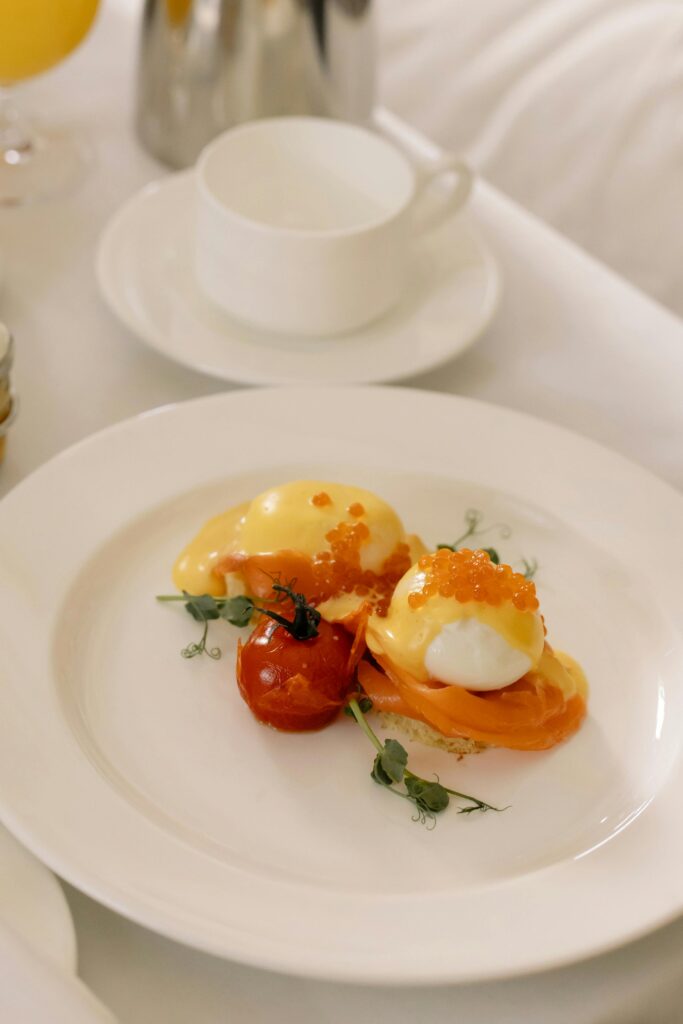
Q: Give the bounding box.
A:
[96,171,500,386]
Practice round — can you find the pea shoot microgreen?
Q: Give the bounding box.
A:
[344,697,506,828]
[438,508,538,580]
[156,582,320,659]
[520,557,538,580]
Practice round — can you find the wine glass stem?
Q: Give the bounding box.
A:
[0,89,35,165]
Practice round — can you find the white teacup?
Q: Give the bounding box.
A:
[195,117,472,337]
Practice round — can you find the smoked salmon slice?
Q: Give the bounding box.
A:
[358,653,586,752]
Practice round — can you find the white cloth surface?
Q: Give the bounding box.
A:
[0,1,682,1022]
[379,0,683,316]
[0,918,117,1024]
[0,822,76,972]
[65,880,683,1024]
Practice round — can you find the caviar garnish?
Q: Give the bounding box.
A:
[307,495,410,613]
[408,548,539,612]
[309,522,412,616]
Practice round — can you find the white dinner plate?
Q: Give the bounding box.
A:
[96,172,500,386]
[0,824,77,973]
[0,387,682,985]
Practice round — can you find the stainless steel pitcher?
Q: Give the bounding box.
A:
[135,0,375,169]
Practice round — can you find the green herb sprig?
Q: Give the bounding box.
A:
[437,508,538,580]
[156,583,320,659]
[520,558,538,580]
[344,697,506,828]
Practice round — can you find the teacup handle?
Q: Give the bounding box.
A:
[373,108,473,233]
[412,154,473,234]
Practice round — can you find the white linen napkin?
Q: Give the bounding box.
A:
[0,918,118,1024]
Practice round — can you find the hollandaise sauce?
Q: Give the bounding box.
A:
[173,481,425,618]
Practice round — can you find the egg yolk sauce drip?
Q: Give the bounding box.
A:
[172,481,426,623]
[364,549,588,751]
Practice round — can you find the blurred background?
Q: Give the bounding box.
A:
[378,0,683,318]
[4,0,681,313]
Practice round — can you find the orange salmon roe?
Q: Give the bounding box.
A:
[308,520,412,616]
[408,548,539,612]
[311,491,332,507]
[347,502,365,517]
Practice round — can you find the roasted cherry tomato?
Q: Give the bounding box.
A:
[236,616,354,731]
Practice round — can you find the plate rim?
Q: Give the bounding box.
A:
[1,385,682,986]
[95,171,502,387]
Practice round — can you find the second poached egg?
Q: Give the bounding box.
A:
[366,549,545,691]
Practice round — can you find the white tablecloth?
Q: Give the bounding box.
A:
[1,3,683,1022]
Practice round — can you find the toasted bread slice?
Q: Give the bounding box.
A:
[377,712,485,757]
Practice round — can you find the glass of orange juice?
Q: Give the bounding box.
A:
[0,0,100,205]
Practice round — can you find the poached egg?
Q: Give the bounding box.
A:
[366,548,546,691]
[173,480,426,620]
